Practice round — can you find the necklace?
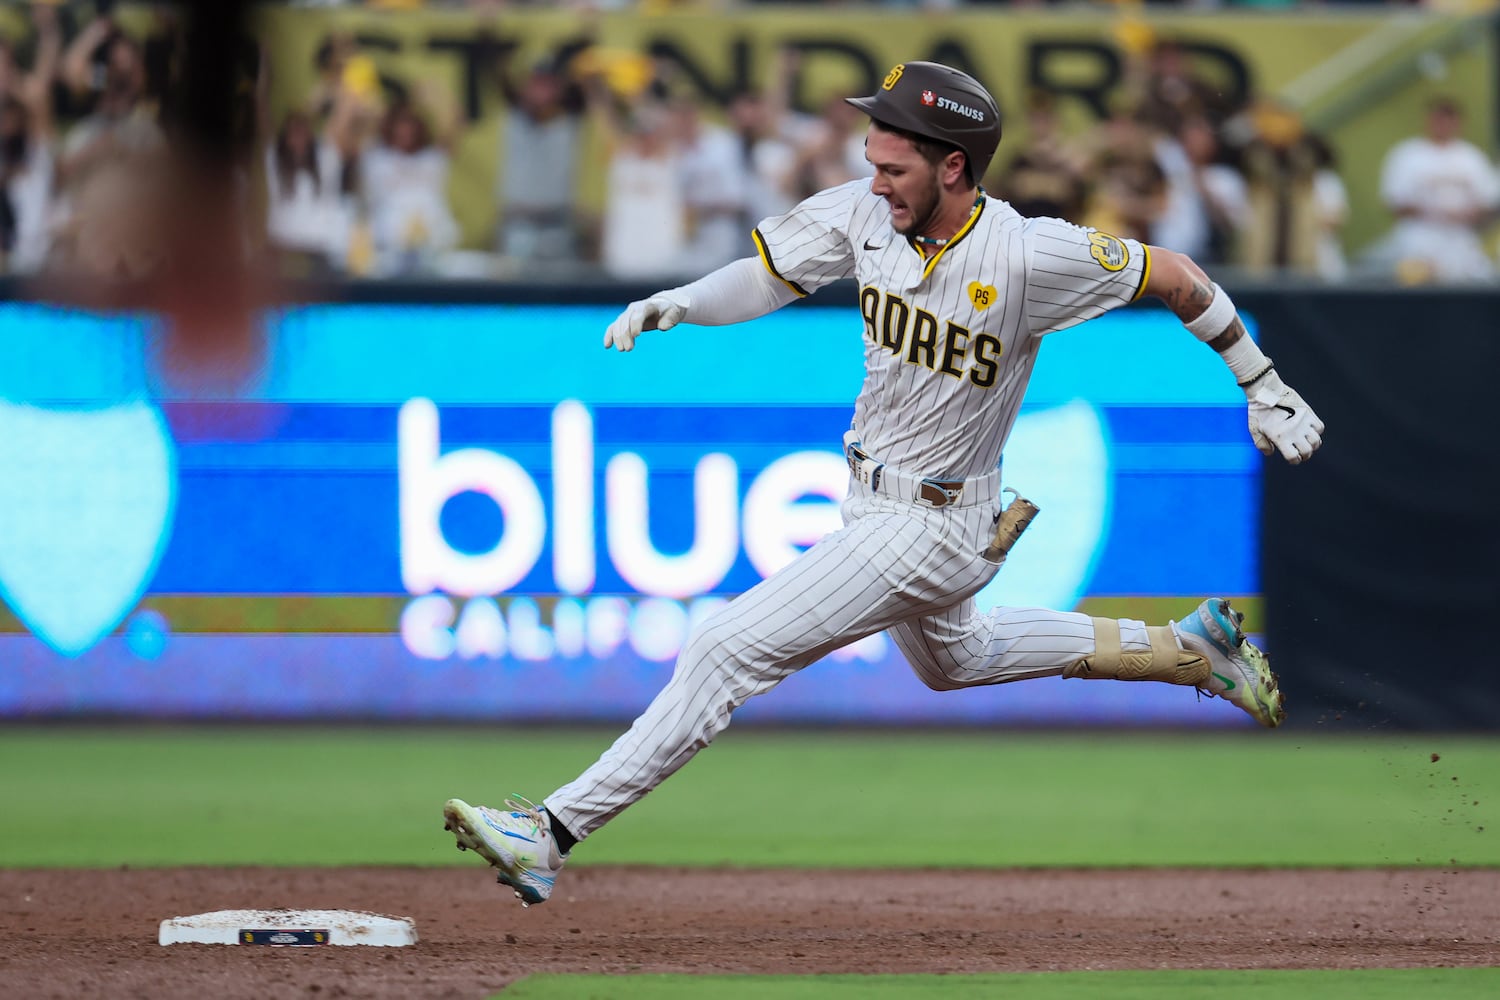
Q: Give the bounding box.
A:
[913,189,985,247]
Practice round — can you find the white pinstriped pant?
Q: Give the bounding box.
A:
[545,480,1157,839]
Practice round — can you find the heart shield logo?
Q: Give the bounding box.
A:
[0,400,176,656]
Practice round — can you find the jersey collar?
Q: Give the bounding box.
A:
[906,189,986,283]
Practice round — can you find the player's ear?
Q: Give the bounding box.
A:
[942,150,967,188]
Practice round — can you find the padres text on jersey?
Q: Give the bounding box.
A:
[753,180,1149,480]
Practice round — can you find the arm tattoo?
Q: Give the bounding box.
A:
[1187,279,1215,313]
[1208,317,1246,352]
[1163,271,1240,344]
[1164,277,1215,319]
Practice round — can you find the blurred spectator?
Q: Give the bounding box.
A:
[496,58,585,266]
[305,31,360,124]
[992,91,1090,221]
[1365,96,1499,283]
[1131,40,1231,136]
[1227,101,1334,277]
[361,82,461,274]
[1306,134,1349,281]
[670,93,749,272]
[1153,114,1248,264]
[263,109,355,274]
[789,92,872,199]
[726,50,815,223]
[56,15,163,198]
[1149,121,1207,259]
[0,4,61,274]
[727,86,792,221]
[586,63,688,281]
[1088,156,1166,244]
[33,9,173,283]
[1078,100,1166,243]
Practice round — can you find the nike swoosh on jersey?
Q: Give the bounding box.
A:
[863,239,883,250]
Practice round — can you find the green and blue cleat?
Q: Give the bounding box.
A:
[443,796,567,906]
[1175,598,1286,728]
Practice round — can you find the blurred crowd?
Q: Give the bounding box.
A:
[261,36,881,282]
[289,1,1454,9]
[993,41,1356,279]
[992,43,1500,284]
[0,3,171,279]
[1,2,1498,286]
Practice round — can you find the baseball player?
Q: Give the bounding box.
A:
[444,62,1325,906]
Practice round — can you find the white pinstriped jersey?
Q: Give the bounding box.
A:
[752,179,1150,480]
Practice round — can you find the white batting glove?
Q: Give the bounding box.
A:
[1244,369,1324,465]
[603,292,689,351]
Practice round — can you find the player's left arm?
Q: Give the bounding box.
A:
[1143,246,1325,465]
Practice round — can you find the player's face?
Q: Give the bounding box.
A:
[865,126,943,237]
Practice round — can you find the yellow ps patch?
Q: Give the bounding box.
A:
[1088,232,1129,272]
[967,281,997,310]
[882,64,905,91]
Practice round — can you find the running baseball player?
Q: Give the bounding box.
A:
[444,62,1325,906]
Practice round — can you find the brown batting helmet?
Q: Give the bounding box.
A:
[846,62,1003,182]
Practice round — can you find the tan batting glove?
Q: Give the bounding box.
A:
[1244,369,1324,465]
[603,292,690,352]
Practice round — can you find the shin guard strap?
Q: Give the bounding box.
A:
[1064,620,1210,686]
[1149,624,1209,685]
[1092,617,1122,672]
[1062,617,1122,679]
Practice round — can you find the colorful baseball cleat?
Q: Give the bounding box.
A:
[1174,598,1286,728]
[443,796,567,906]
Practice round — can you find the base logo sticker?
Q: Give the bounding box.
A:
[242,929,329,946]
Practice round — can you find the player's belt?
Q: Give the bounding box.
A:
[843,433,999,509]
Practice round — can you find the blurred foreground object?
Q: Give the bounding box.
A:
[31,0,268,392]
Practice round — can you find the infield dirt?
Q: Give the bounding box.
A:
[2,867,1497,998]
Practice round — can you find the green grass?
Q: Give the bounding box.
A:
[497,968,1500,999]
[0,727,1495,868]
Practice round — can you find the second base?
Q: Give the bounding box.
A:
[158,909,417,947]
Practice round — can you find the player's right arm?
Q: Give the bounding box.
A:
[604,179,865,351]
[602,257,799,351]
[1142,246,1324,465]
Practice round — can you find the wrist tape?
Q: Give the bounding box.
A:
[1218,334,1275,388]
[1184,283,1237,342]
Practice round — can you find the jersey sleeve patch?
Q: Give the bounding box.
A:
[1087,231,1130,272]
[1021,216,1148,337]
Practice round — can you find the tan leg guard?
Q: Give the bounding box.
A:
[1062,618,1211,687]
